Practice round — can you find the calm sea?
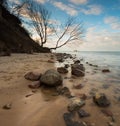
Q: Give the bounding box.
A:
[76,51,120,83]
[57,51,120,84]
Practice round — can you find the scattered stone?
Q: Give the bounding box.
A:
[63,113,87,126]
[102,84,110,89]
[63,112,73,126]
[25,94,33,97]
[32,89,37,93]
[71,64,85,77]
[102,69,110,73]
[24,71,42,81]
[77,94,87,100]
[92,65,98,67]
[57,67,68,74]
[47,60,54,63]
[89,64,93,66]
[93,93,110,107]
[64,64,70,68]
[107,122,114,126]
[73,84,83,89]
[40,69,63,86]
[68,98,85,112]
[50,54,54,59]
[89,88,98,96]
[101,109,113,117]
[57,58,64,62]
[111,116,115,122]
[74,60,80,64]
[64,76,69,79]
[28,81,40,89]
[56,86,71,98]
[78,109,90,118]
[3,103,12,110]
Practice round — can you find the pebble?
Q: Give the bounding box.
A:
[101,109,113,117]
[108,122,114,126]
[78,109,90,118]
[25,94,33,97]
[3,103,12,110]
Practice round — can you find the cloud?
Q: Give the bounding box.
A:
[80,26,120,51]
[53,1,78,16]
[35,0,48,4]
[104,16,120,30]
[80,5,103,15]
[69,0,88,5]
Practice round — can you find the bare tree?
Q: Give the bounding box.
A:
[9,0,83,49]
[27,1,50,47]
[50,17,83,49]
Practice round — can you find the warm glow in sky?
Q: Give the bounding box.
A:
[8,0,120,51]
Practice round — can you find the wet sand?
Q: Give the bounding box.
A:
[0,53,120,126]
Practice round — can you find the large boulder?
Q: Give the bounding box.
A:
[93,93,110,107]
[71,64,85,77]
[40,69,63,86]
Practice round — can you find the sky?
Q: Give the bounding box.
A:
[8,0,120,51]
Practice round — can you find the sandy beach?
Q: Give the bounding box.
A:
[0,53,120,126]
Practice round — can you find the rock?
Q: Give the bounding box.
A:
[64,64,70,68]
[63,113,87,126]
[101,109,113,117]
[25,94,33,97]
[68,98,85,112]
[89,64,93,66]
[40,69,63,86]
[78,109,90,118]
[57,58,64,62]
[56,86,71,98]
[32,89,37,93]
[73,84,83,89]
[74,60,80,64]
[24,71,42,81]
[57,67,68,74]
[102,69,110,73]
[102,84,110,89]
[47,60,54,63]
[93,65,98,67]
[93,93,110,107]
[76,93,87,100]
[108,122,114,126]
[71,64,85,77]
[3,103,12,110]
[28,81,40,89]
[89,88,98,96]
[63,112,73,126]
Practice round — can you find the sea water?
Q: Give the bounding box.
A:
[75,51,120,84]
[57,51,120,84]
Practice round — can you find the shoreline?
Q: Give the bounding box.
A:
[0,53,120,126]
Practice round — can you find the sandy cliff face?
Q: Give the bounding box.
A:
[0,3,50,54]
